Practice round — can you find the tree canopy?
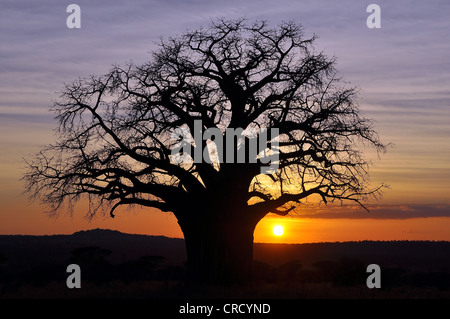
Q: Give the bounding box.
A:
[24,17,385,224]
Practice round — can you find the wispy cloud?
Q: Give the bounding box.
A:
[291,204,450,220]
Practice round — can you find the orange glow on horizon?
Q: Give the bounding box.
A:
[254,216,450,244]
[3,196,450,244]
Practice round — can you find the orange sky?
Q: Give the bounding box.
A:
[255,216,450,244]
[3,134,449,244]
[2,196,450,244]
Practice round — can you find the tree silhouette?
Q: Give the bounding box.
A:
[69,246,112,266]
[23,18,386,285]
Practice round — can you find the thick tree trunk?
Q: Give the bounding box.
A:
[178,211,257,286]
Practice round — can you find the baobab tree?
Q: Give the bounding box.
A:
[24,18,386,285]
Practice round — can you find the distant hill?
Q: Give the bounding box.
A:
[0,228,186,269]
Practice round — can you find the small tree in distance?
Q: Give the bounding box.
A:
[23,18,386,285]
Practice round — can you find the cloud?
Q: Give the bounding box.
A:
[292,204,450,220]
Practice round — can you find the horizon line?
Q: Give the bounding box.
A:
[1,227,449,244]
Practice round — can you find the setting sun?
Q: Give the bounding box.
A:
[272,225,284,236]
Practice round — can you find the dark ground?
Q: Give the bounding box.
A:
[1,229,449,299]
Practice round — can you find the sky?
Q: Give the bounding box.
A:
[1,0,449,243]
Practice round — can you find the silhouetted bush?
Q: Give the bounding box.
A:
[118,255,165,281]
[23,264,64,287]
[252,260,276,283]
[333,258,366,287]
[381,267,407,289]
[312,260,339,283]
[68,246,113,283]
[69,246,112,265]
[278,260,303,282]
[156,265,186,281]
[312,258,366,286]
[404,271,450,290]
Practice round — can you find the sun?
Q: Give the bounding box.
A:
[272,225,284,236]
